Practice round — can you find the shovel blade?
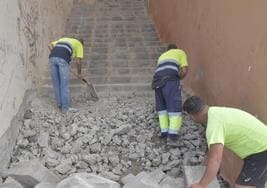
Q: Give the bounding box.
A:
[83,79,99,101]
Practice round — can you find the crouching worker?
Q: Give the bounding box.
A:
[152,44,189,144]
[183,96,267,188]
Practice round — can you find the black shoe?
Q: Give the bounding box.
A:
[159,133,168,144]
[160,132,168,138]
[167,134,179,146]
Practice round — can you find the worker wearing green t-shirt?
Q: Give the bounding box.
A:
[152,44,189,145]
[183,96,267,188]
[48,37,84,112]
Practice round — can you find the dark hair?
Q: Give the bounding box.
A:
[183,96,206,114]
[79,38,84,45]
[167,44,177,50]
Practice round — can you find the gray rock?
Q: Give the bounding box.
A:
[160,176,184,188]
[38,131,49,148]
[149,169,165,184]
[152,156,162,167]
[0,176,24,188]
[169,149,181,159]
[34,182,57,188]
[82,154,98,165]
[90,143,101,153]
[45,148,60,159]
[56,173,120,188]
[108,155,120,167]
[80,132,95,144]
[163,160,180,171]
[121,173,135,185]
[24,110,33,119]
[102,133,114,145]
[55,162,73,175]
[162,153,170,165]
[3,159,60,183]
[190,139,201,147]
[136,135,147,143]
[60,144,72,154]
[76,161,88,169]
[23,119,32,128]
[51,138,64,149]
[112,164,123,175]
[45,157,60,167]
[167,167,180,177]
[129,153,139,160]
[114,124,131,135]
[184,166,220,188]
[112,136,122,145]
[101,171,120,182]
[70,123,79,136]
[22,130,36,138]
[17,138,29,148]
[123,172,160,188]
[60,132,71,140]
[70,141,83,154]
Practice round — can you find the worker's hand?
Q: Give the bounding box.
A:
[77,74,84,80]
[189,183,205,188]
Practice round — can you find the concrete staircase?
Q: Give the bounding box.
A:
[40,0,166,99]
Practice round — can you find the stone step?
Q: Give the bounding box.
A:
[96,90,153,98]
[42,0,162,100]
[39,87,153,100]
[42,67,155,78]
[85,47,165,54]
[79,38,160,45]
[68,28,157,34]
[42,75,153,85]
[82,43,162,49]
[87,67,155,75]
[87,59,157,64]
[67,19,154,24]
[40,82,152,93]
[68,25,157,31]
[86,59,157,65]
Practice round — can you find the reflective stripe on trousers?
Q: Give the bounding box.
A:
[158,111,182,135]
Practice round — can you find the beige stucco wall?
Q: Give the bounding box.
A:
[149,0,267,122]
[0,0,73,138]
[149,1,267,186]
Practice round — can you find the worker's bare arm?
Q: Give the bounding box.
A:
[48,43,53,51]
[75,58,83,79]
[190,143,224,188]
[179,66,188,79]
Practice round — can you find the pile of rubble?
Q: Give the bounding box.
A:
[0,159,181,188]
[0,160,220,188]
[1,92,211,187]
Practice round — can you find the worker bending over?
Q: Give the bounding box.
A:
[48,37,84,112]
[152,44,189,144]
[183,96,267,188]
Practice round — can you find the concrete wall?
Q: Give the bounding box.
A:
[0,0,73,138]
[149,1,267,186]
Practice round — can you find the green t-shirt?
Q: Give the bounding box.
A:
[206,107,267,159]
[52,37,84,58]
[158,49,188,67]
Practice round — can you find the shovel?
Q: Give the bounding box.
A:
[70,70,99,101]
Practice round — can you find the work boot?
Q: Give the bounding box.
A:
[167,134,179,147]
[160,132,168,144]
